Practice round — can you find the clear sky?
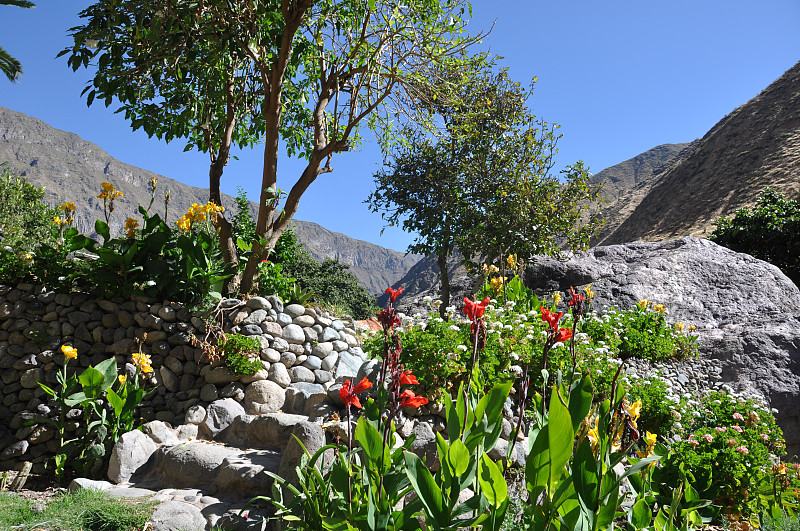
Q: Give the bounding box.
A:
[1,0,799,252]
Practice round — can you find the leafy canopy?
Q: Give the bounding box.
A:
[368,64,601,270]
[62,0,484,294]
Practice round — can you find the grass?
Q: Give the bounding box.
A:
[761,511,800,531]
[0,488,157,531]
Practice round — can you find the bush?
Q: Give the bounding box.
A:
[661,390,794,517]
[0,162,58,253]
[219,333,262,377]
[711,187,800,286]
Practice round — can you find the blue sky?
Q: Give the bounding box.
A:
[1,0,799,252]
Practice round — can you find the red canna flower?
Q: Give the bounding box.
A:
[463,297,491,321]
[339,377,373,409]
[553,328,573,343]
[385,286,403,303]
[398,370,420,386]
[541,307,563,330]
[377,307,401,330]
[568,286,585,307]
[398,389,428,409]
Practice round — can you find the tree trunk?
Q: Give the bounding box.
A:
[209,158,239,295]
[437,245,451,319]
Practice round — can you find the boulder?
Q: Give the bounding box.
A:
[161,441,238,487]
[107,430,158,483]
[200,398,246,439]
[243,380,285,415]
[149,500,206,531]
[523,237,800,457]
[277,421,326,487]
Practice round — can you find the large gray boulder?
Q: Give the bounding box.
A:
[523,237,800,458]
[107,430,158,484]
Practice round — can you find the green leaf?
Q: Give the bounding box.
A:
[64,391,88,407]
[548,387,574,490]
[630,498,653,529]
[568,375,593,434]
[355,416,388,472]
[525,425,550,493]
[78,366,105,400]
[479,453,507,507]
[95,219,110,242]
[447,438,470,477]
[404,451,445,525]
[106,388,125,417]
[94,357,118,391]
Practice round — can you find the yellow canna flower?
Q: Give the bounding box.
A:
[624,399,642,423]
[584,284,594,301]
[124,217,139,238]
[61,345,78,360]
[552,292,562,305]
[638,431,658,458]
[118,374,127,386]
[506,253,517,270]
[587,426,599,453]
[53,216,63,225]
[101,182,115,192]
[59,202,76,213]
[132,351,153,374]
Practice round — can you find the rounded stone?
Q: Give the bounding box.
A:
[280,351,297,367]
[243,380,285,415]
[311,342,334,358]
[185,405,207,425]
[200,384,219,403]
[284,304,306,318]
[302,356,322,371]
[282,324,305,344]
[289,366,315,383]
[246,297,271,310]
[293,315,315,327]
[268,363,292,388]
[261,348,281,363]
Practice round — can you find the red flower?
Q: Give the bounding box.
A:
[377,308,401,329]
[463,297,490,321]
[385,286,403,303]
[568,286,585,307]
[398,370,420,386]
[553,328,573,343]
[339,377,373,409]
[398,389,428,409]
[541,307,563,330]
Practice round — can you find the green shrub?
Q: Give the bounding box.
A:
[219,333,262,377]
[0,162,58,253]
[627,376,675,439]
[661,390,792,517]
[581,301,698,362]
[711,187,800,286]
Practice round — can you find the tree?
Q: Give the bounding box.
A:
[62,0,483,294]
[368,66,601,313]
[710,187,800,286]
[0,0,34,82]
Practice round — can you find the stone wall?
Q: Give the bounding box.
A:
[0,282,370,473]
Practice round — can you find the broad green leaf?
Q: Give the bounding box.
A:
[106,388,124,416]
[479,453,508,507]
[94,357,118,391]
[355,416,387,470]
[548,386,574,490]
[404,451,445,525]
[630,498,653,529]
[448,438,470,477]
[568,374,593,433]
[78,367,105,399]
[525,425,550,492]
[95,219,110,242]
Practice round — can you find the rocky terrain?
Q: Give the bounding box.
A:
[593,60,800,245]
[0,106,419,294]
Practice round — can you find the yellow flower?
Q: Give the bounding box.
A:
[587,426,599,453]
[97,182,123,200]
[490,276,506,296]
[638,431,658,458]
[59,202,76,213]
[101,182,115,192]
[118,374,127,386]
[176,215,192,231]
[488,264,499,274]
[675,322,684,332]
[53,216,63,225]
[584,284,594,301]
[133,351,153,374]
[552,292,562,305]
[124,217,139,238]
[506,253,517,270]
[61,345,78,360]
[23,253,32,260]
[624,399,642,423]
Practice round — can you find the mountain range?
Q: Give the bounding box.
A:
[0,106,420,295]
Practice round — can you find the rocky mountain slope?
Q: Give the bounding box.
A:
[0,106,419,294]
[595,60,800,245]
